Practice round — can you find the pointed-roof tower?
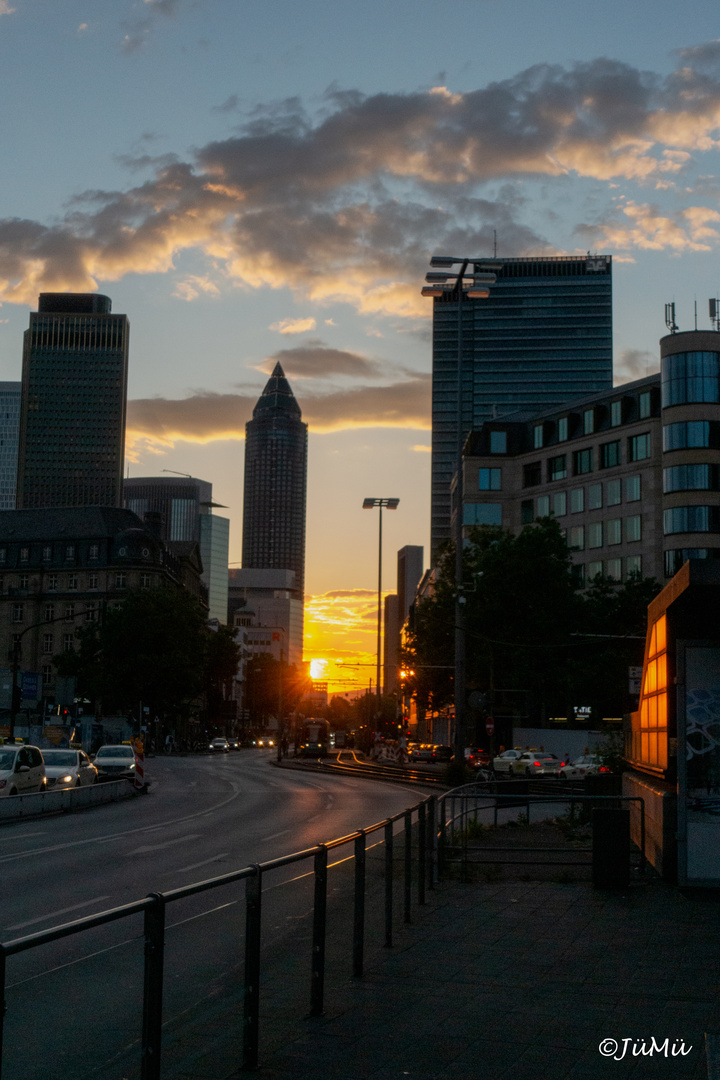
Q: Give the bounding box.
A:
[253,362,302,420]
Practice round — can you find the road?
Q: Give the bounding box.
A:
[0,751,427,1080]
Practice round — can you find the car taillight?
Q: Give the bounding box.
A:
[534,761,541,766]
[599,766,609,772]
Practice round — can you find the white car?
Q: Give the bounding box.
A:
[511,751,563,777]
[209,737,230,753]
[492,749,523,774]
[42,748,98,789]
[0,744,46,796]
[559,755,607,779]
[93,744,137,780]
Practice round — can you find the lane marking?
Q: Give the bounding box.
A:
[4,895,111,932]
[0,831,47,841]
[172,853,229,874]
[133,834,201,854]
[260,829,290,842]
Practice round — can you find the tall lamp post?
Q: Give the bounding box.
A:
[362,497,399,707]
[422,256,496,768]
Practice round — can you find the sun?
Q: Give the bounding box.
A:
[309,658,329,680]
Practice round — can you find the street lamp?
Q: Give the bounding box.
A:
[422,255,497,769]
[362,497,399,706]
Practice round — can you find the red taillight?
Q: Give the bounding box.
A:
[599,766,609,772]
[534,761,541,766]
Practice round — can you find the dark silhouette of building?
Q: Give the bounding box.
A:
[17,293,129,510]
[242,363,307,602]
[431,255,613,556]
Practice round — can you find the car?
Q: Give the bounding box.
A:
[255,736,275,748]
[42,748,98,788]
[465,747,491,769]
[409,744,436,762]
[209,737,230,753]
[558,755,608,779]
[227,738,240,750]
[512,751,563,777]
[93,744,137,780]
[492,749,524,774]
[433,744,454,762]
[0,744,46,796]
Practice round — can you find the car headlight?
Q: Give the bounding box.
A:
[61,775,73,784]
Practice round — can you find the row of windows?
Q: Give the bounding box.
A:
[3,573,98,592]
[663,506,720,535]
[520,475,642,520]
[8,574,153,618]
[0,543,100,565]
[568,517,642,550]
[663,464,720,493]
[662,351,720,406]
[522,434,651,482]
[664,547,720,576]
[663,420,719,451]
[574,555,643,585]
[533,392,653,448]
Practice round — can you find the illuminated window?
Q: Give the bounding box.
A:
[635,615,668,770]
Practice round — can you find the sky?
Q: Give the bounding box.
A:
[2,0,720,693]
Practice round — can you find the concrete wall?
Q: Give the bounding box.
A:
[622,769,677,881]
[0,779,138,823]
[513,728,605,760]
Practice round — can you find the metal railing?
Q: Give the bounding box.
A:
[0,794,439,1080]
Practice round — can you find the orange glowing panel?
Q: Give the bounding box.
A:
[655,615,666,655]
[656,653,667,689]
[640,699,649,727]
[657,693,667,727]
[647,659,657,693]
[648,695,657,727]
[649,622,657,657]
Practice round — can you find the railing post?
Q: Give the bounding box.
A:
[310,845,327,1017]
[418,801,426,905]
[353,831,366,977]
[404,810,412,920]
[0,946,6,1080]
[427,796,436,891]
[243,866,262,1071]
[141,893,166,1080]
[384,820,393,948]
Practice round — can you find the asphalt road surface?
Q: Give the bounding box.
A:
[0,751,426,1080]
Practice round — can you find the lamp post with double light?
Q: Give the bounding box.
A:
[362,497,399,708]
[422,256,496,771]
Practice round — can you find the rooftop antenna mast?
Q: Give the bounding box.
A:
[493,229,497,258]
[665,302,678,334]
[710,298,720,332]
[162,469,192,478]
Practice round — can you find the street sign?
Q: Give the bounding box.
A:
[485,719,495,736]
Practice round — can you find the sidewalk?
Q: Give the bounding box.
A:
[224,872,717,1080]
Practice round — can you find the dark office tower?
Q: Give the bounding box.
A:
[242,363,307,600]
[17,293,129,509]
[431,254,613,555]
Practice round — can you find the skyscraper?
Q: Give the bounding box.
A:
[431,254,612,555]
[17,293,129,510]
[0,382,21,510]
[242,363,307,602]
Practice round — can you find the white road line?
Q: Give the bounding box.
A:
[260,829,290,842]
[4,896,111,932]
[0,831,47,841]
[172,853,229,873]
[132,834,201,854]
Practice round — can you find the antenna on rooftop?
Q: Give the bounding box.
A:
[710,298,720,332]
[665,303,678,334]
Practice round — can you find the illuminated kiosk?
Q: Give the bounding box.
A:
[624,560,720,884]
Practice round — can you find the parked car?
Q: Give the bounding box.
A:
[409,744,436,762]
[492,749,523,774]
[209,737,230,753]
[465,747,491,769]
[558,755,608,779]
[42,748,98,788]
[0,744,46,796]
[433,744,454,762]
[93,744,136,780]
[512,751,563,777]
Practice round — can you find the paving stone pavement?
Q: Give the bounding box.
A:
[216,872,720,1080]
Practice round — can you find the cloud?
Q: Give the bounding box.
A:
[262,340,382,379]
[125,372,431,451]
[5,52,720,306]
[269,316,317,335]
[0,2,15,13]
[614,349,659,384]
[173,274,221,301]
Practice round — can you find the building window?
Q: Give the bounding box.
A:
[626,515,642,542]
[47,574,58,590]
[0,548,6,565]
[42,546,52,562]
[635,614,668,769]
[625,475,641,502]
[548,455,567,481]
[606,519,622,546]
[521,500,534,525]
[662,350,720,407]
[600,440,621,469]
[89,544,99,560]
[88,573,98,590]
[664,548,720,577]
[43,633,53,655]
[489,430,507,454]
[626,554,642,578]
[464,503,502,526]
[85,603,98,622]
[628,433,651,462]
[536,495,550,517]
[552,492,567,517]
[572,563,586,587]
[573,448,593,475]
[610,400,622,426]
[140,573,151,589]
[64,603,75,621]
[65,545,75,560]
[663,420,712,451]
[569,525,585,551]
[44,603,54,622]
[533,424,543,449]
[588,561,603,581]
[478,468,501,491]
[606,558,622,581]
[19,547,29,564]
[18,574,29,590]
[588,483,603,510]
[639,390,652,419]
[63,634,75,652]
[41,664,53,681]
[115,572,127,589]
[67,574,78,590]
[588,522,603,549]
[663,506,720,535]
[606,479,621,506]
[663,464,720,493]
[557,417,568,442]
[523,462,541,487]
[570,488,584,513]
[583,409,594,435]
[12,603,23,622]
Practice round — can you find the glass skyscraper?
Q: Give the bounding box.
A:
[242,363,307,602]
[431,254,613,555]
[0,382,20,510]
[17,293,129,510]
